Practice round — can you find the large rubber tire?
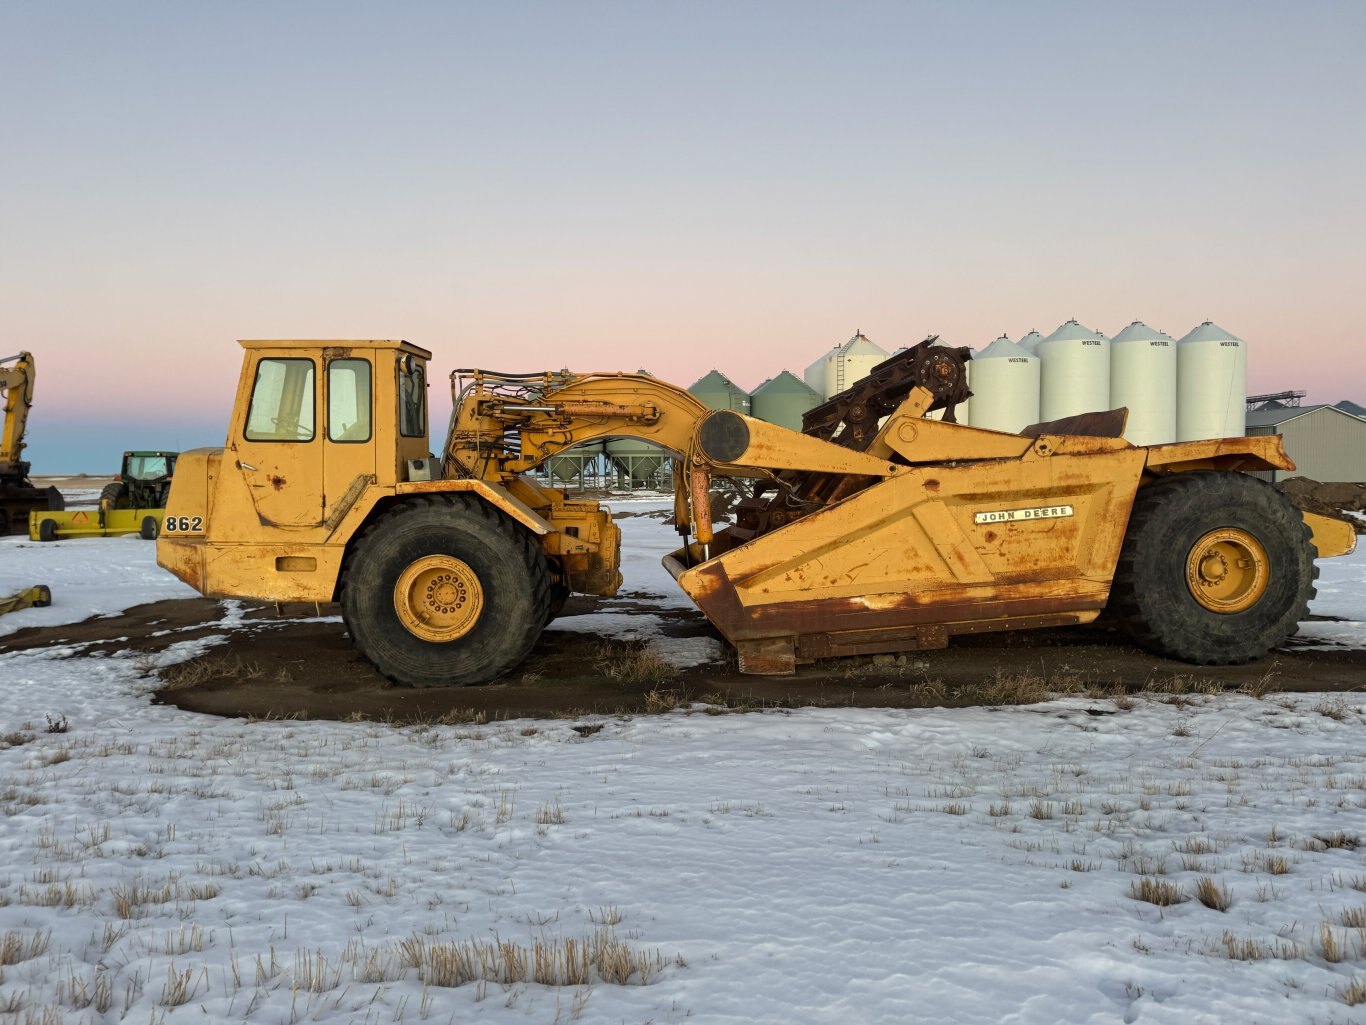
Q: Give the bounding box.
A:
[140,516,160,540]
[340,495,551,686]
[38,518,57,543]
[45,486,65,512]
[1108,471,1316,665]
[544,564,571,625]
[544,582,571,625]
[100,481,128,510]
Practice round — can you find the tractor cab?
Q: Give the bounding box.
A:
[114,451,178,510]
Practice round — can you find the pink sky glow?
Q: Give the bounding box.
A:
[3,2,1362,469]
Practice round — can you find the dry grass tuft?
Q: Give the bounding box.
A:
[1028,799,1054,821]
[1320,923,1346,964]
[401,930,663,988]
[1340,906,1366,929]
[983,668,1048,705]
[160,654,267,690]
[1129,877,1186,907]
[1313,696,1353,721]
[0,929,51,966]
[1344,976,1366,1007]
[1220,931,1302,961]
[1315,831,1361,850]
[595,642,680,687]
[1193,877,1232,911]
[1238,664,1280,700]
[643,688,684,714]
[111,880,178,919]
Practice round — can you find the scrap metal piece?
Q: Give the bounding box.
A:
[0,584,51,616]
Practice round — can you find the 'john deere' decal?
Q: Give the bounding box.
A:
[974,505,1075,525]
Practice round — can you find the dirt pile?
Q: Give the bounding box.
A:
[1276,478,1366,533]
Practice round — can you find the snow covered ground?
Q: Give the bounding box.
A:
[0,534,197,639]
[1,501,1364,1022]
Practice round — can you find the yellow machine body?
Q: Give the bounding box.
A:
[157,341,622,605]
[159,339,1355,683]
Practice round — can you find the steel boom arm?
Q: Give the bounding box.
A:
[0,351,36,475]
[443,370,712,481]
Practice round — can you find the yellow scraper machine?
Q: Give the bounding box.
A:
[157,338,1356,686]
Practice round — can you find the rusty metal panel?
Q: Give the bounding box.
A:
[672,447,1145,662]
[1144,435,1293,473]
[201,542,345,603]
[156,537,206,594]
[394,480,554,535]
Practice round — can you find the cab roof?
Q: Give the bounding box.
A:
[238,339,433,359]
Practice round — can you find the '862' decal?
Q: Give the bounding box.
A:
[162,516,204,533]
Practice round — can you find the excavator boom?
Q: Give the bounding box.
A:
[0,351,36,476]
[0,351,63,535]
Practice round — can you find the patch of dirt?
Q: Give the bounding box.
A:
[6,597,1364,723]
[1277,478,1366,533]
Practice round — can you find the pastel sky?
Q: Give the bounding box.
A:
[3,1,1363,471]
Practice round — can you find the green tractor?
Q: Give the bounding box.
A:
[32,450,179,541]
[101,451,178,515]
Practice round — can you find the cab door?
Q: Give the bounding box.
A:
[233,356,324,527]
[322,355,376,527]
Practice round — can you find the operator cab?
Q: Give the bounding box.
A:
[123,451,176,484]
[228,340,431,531]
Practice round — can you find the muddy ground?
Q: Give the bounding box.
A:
[5,596,1363,723]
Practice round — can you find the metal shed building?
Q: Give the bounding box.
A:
[1245,404,1366,483]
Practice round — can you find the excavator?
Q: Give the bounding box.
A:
[158,338,1356,686]
[1,351,64,535]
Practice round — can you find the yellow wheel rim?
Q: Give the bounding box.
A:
[393,555,485,642]
[1184,528,1268,614]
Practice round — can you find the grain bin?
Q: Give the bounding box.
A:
[688,370,751,412]
[804,332,890,400]
[967,336,1039,433]
[751,371,822,432]
[604,438,667,485]
[1176,321,1246,441]
[1017,330,1044,355]
[1037,320,1110,421]
[803,345,841,397]
[601,367,669,485]
[1109,321,1176,445]
[824,332,889,398]
[544,441,608,485]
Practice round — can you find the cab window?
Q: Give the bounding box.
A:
[398,357,426,438]
[126,455,170,480]
[328,358,372,442]
[245,358,316,441]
